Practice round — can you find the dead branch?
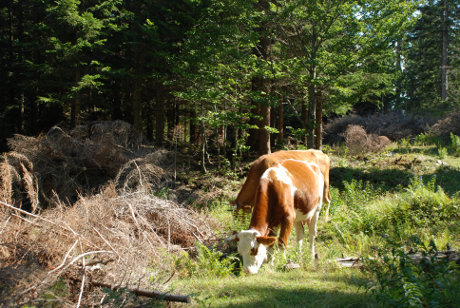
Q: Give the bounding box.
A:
[90,281,191,303]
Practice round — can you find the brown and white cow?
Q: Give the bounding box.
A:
[229,159,324,274]
[232,150,331,219]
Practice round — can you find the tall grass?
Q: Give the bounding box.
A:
[327,175,459,255]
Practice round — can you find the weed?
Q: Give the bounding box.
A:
[414,133,428,146]
[364,238,460,307]
[437,146,448,159]
[450,133,460,156]
[174,242,240,278]
[398,137,410,152]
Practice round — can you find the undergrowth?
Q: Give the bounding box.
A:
[364,239,459,307]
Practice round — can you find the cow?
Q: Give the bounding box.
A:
[228,159,324,274]
[231,150,331,219]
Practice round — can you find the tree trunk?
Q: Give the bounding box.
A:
[277,99,284,146]
[71,65,81,128]
[441,0,449,101]
[166,99,175,142]
[314,90,323,150]
[258,102,271,155]
[247,0,271,155]
[189,106,198,144]
[154,83,165,146]
[17,1,25,133]
[132,82,142,137]
[307,67,317,149]
[395,40,402,110]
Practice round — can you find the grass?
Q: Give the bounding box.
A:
[172,269,376,307]
[167,141,460,307]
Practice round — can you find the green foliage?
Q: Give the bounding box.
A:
[101,287,137,307]
[437,145,448,159]
[39,278,70,307]
[450,133,460,156]
[365,239,460,307]
[174,242,240,278]
[329,174,459,250]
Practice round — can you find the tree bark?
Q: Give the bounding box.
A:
[307,66,317,149]
[314,90,323,150]
[71,65,81,128]
[154,83,165,146]
[17,1,25,133]
[247,0,272,155]
[441,0,449,101]
[277,99,284,146]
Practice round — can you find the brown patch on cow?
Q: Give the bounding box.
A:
[233,150,331,216]
[249,159,323,249]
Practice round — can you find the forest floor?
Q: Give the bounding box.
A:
[1,127,459,307]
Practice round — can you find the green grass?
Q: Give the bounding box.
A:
[172,269,376,307]
[158,142,460,307]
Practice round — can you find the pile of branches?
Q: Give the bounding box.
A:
[324,112,434,144]
[429,110,460,137]
[344,125,392,155]
[0,185,216,306]
[1,121,145,209]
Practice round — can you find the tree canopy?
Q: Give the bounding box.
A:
[1,0,458,156]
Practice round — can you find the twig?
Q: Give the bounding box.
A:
[0,200,73,233]
[91,281,191,303]
[93,227,122,261]
[76,247,86,308]
[49,240,79,274]
[54,250,114,278]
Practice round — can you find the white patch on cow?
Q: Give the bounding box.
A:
[236,229,267,274]
[263,165,297,198]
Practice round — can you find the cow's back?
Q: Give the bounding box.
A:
[234,150,330,208]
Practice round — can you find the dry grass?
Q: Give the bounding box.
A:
[0,185,216,307]
[344,125,392,155]
[324,112,434,144]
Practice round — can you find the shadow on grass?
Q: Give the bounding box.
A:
[330,165,460,196]
[427,166,460,196]
[330,166,413,192]
[205,279,377,308]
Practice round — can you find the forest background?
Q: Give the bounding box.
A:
[1,0,458,158]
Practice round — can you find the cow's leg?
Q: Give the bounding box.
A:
[294,221,305,251]
[323,176,331,221]
[267,228,278,264]
[278,215,294,260]
[308,210,320,259]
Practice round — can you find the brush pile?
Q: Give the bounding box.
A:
[0,184,216,306]
[344,125,392,155]
[0,121,219,306]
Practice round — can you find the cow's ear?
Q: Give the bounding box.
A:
[256,236,277,247]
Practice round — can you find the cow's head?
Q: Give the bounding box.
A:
[228,230,276,274]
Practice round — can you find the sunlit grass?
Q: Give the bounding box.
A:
[172,269,377,307]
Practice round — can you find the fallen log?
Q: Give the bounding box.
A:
[91,281,191,303]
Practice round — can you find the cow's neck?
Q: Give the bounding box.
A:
[249,183,270,236]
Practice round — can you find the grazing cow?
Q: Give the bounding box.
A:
[232,150,331,219]
[229,159,324,274]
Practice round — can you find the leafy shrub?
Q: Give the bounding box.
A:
[437,146,448,159]
[364,239,460,307]
[174,242,239,278]
[450,133,460,156]
[329,175,459,248]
